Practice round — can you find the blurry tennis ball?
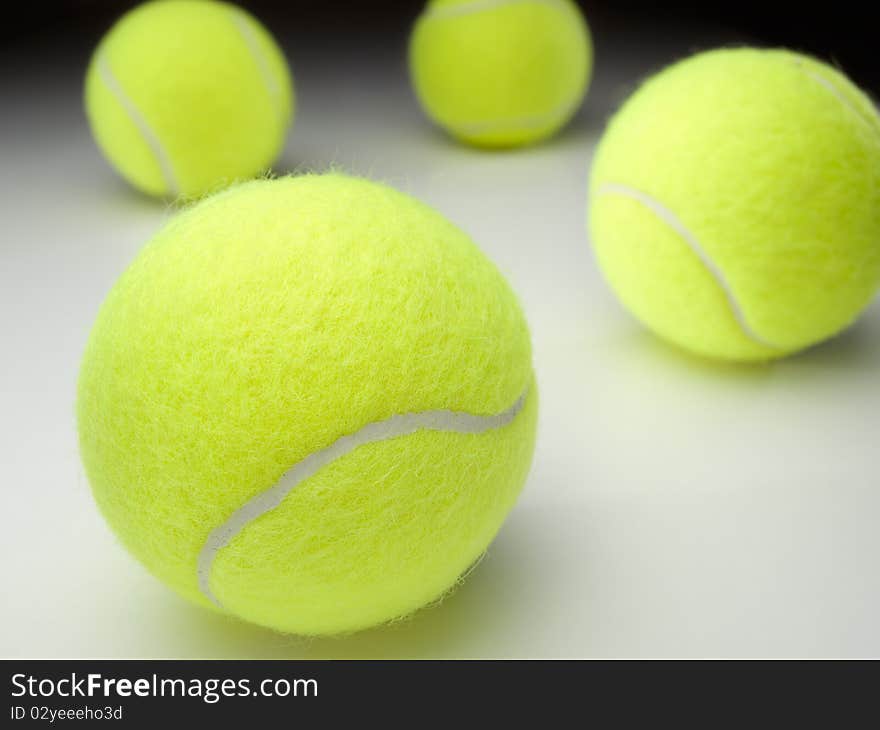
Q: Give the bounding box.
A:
[85,0,293,199]
[409,0,592,147]
[589,48,880,361]
[77,173,537,636]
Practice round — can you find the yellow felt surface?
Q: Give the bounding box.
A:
[409,0,592,147]
[589,48,880,361]
[216,391,537,635]
[84,0,293,198]
[77,173,537,635]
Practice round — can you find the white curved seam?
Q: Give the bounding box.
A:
[422,0,570,21]
[598,182,778,349]
[197,388,530,606]
[229,10,283,121]
[452,97,579,136]
[794,62,880,135]
[97,54,178,196]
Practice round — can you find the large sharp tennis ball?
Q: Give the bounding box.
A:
[589,48,880,361]
[85,0,293,199]
[409,0,592,147]
[77,173,537,636]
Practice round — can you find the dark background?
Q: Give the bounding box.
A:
[3,1,878,92]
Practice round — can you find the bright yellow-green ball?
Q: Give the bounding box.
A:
[409,0,592,148]
[589,48,880,361]
[85,0,293,199]
[77,173,537,636]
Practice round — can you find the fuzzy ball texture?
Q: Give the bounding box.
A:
[589,48,880,361]
[409,0,592,148]
[85,0,293,199]
[77,173,537,636]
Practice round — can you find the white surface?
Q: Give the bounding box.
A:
[1,29,879,658]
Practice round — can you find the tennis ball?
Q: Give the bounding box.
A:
[409,0,592,147]
[77,173,537,636]
[85,0,293,199]
[589,48,880,361]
